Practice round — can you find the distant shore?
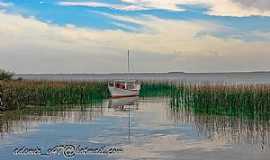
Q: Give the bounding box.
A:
[15,71,270,75]
[14,72,270,84]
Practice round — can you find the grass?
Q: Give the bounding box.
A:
[0,80,109,110]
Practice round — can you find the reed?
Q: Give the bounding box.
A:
[2,79,270,119]
[170,83,270,120]
[139,81,270,120]
[0,80,109,110]
[140,81,176,98]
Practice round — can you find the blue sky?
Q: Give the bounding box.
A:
[3,0,270,37]
[1,0,270,73]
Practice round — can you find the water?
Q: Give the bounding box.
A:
[0,97,269,160]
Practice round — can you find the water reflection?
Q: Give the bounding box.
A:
[169,106,270,151]
[0,96,270,159]
[0,104,105,139]
[108,97,139,111]
[108,97,139,144]
[0,97,140,141]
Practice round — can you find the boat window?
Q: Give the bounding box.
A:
[127,82,135,90]
[116,82,126,89]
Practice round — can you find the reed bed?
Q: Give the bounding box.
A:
[141,81,270,120]
[170,83,270,120]
[2,79,270,119]
[140,81,176,97]
[0,80,108,110]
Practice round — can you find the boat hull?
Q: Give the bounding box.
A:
[108,86,139,98]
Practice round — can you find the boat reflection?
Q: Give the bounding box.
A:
[108,96,139,111]
[108,97,139,143]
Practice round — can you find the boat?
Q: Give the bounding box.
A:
[108,50,141,98]
[108,80,140,98]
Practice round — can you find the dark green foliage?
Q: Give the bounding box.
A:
[140,81,175,97]
[0,69,14,80]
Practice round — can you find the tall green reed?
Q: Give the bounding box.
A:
[170,83,270,120]
[141,81,270,120]
[0,80,109,110]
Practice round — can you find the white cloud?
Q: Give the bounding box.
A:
[204,0,270,17]
[59,1,148,11]
[0,2,12,8]
[121,0,189,11]
[122,0,270,16]
[60,0,270,17]
[1,12,270,73]
[58,0,187,11]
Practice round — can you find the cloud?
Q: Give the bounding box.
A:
[121,0,188,11]
[232,0,270,11]
[121,0,270,16]
[59,0,270,16]
[0,2,12,8]
[1,11,270,73]
[58,1,148,11]
[204,0,270,17]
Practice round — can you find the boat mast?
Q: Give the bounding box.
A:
[128,104,131,143]
[128,49,130,74]
[128,50,131,143]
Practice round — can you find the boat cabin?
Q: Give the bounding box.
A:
[108,80,139,90]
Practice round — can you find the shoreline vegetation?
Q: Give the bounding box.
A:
[0,69,14,80]
[0,80,108,110]
[141,82,270,120]
[0,79,270,121]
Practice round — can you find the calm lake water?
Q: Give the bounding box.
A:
[0,97,269,160]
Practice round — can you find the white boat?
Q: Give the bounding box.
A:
[108,50,141,98]
[108,80,141,98]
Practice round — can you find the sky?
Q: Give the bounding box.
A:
[1,0,270,73]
